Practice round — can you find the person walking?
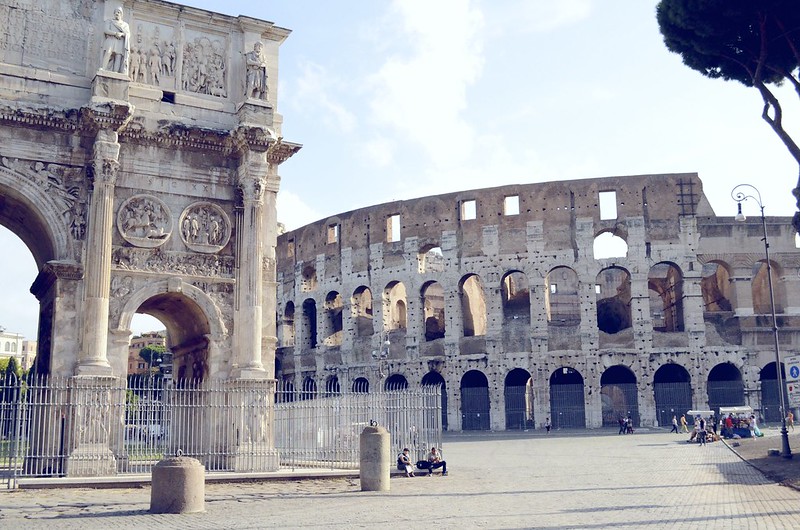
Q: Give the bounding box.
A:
[670,415,679,433]
[787,411,795,431]
[680,414,689,433]
[618,417,626,435]
[545,417,551,434]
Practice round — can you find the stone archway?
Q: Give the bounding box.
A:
[113,279,227,381]
[0,162,84,376]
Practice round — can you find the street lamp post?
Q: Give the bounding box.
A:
[731,184,792,459]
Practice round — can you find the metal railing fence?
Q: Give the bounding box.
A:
[0,374,441,487]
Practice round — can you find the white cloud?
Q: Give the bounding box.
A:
[289,61,357,133]
[483,0,593,35]
[359,136,396,168]
[366,0,485,167]
[277,189,324,231]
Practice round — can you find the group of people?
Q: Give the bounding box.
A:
[398,447,448,477]
[617,416,635,434]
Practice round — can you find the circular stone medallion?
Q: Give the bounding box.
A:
[116,194,173,248]
[179,202,231,254]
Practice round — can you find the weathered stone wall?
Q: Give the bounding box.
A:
[276,173,800,430]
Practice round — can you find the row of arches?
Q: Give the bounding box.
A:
[282,361,786,431]
[282,258,790,349]
[279,263,683,348]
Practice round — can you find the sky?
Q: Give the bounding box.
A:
[1,0,799,340]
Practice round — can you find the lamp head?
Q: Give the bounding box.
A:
[735,202,746,222]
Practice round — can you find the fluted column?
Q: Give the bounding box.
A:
[77,130,120,375]
[233,149,269,378]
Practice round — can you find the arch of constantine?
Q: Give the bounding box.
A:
[274,174,800,431]
[0,0,299,475]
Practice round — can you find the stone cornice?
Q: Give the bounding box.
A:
[0,103,79,132]
[122,119,232,152]
[268,141,302,165]
[0,103,302,159]
[79,100,135,134]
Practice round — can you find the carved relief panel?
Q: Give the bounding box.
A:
[181,29,228,98]
[116,194,173,248]
[129,20,177,89]
[179,202,231,253]
[0,157,88,241]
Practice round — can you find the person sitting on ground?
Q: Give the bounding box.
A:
[426,446,447,476]
[397,448,415,477]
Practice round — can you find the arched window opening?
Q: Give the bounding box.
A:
[545,267,580,325]
[383,282,408,331]
[323,291,343,346]
[302,299,317,349]
[595,267,632,334]
[701,262,732,312]
[502,271,530,318]
[752,260,785,314]
[418,245,444,274]
[460,275,487,337]
[593,231,628,260]
[282,302,295,346]
[422,281,445,341]
[648,262,684,332]
[301,265,317,292]
[351,286,374,337]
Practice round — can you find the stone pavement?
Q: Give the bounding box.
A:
[1,430,799,529]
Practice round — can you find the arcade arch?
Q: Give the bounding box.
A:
[504,368,534,430]
[461,370,490,430]
[707,363,744,413]
[759,362,785,423]
[385,373,409,391]
[600,365,639,427]
[653,364,692,427]
[550,367,586,428]
[422,371,448,431]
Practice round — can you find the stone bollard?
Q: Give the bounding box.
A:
[150,454,205,514]
[360,423,390,492]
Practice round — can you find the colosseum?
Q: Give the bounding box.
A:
[274,173,800,431]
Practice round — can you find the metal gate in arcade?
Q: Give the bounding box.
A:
[549,367,586,428]
[600,365,639,427]
[461,370,490,430]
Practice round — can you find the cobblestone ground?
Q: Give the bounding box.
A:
[1,430,799,529]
